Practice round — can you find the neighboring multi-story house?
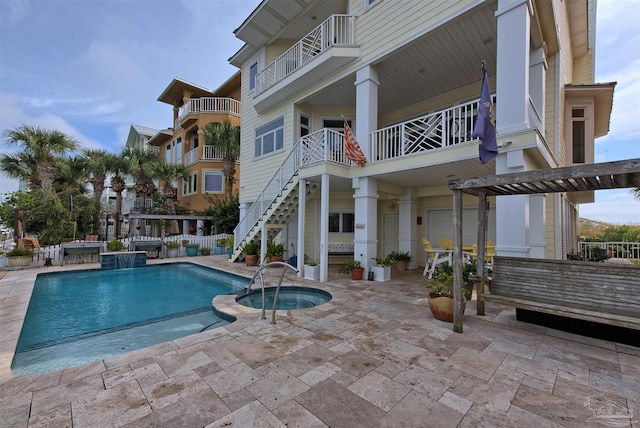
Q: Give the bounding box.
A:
[146,73,242,235]
[229,0,614,281]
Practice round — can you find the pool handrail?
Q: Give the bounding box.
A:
[245,262,299,324]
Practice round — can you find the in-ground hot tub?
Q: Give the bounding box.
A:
[236,286,332,310]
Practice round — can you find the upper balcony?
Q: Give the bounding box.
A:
[253,14,359,113]
[184,145,225,166]
[176,97,241,129]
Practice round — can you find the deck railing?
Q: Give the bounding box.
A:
[184,146,225,165]
[255,14,355,94]
[370,95,496,162]
[577,241,640,262]
[179,97,241,119]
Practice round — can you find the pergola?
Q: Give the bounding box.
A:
[447,158,640,332]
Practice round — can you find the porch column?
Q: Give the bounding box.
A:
[297,179,306,277]
[319,174,330,282]
[353,176,378,272]
[496,0,531,134]
[182,219,189,235]
[529,46,547,133]
[529,194,546,258]
[495,0,538,258]
[196,220,204,236]
[355,65,379,161]
[398,187,418,270]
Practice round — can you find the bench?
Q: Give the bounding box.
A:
[473,256,640,330]
[130,240,164,258]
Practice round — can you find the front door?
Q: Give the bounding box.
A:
[382,212,399,258]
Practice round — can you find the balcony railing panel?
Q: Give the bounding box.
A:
[203,145,224,160]
[577,241,640,261]
[256,14,355,95]
[370,95,496,162]
[179,97,241,121]
[300,129,350,167]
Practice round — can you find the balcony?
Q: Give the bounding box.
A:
[253,14,359,113]
[177,97,241,129]
[184,145,225,166]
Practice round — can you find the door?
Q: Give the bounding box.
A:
[382,212,399,257]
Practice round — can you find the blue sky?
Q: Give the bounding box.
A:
[0,0,638,224]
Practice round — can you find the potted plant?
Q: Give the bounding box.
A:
[165,240,180,258]
[339,259,364,280]
[215,238,226,255]
[6,246,33,267]
[226,235,234,258]
[200,247,211,256]
[266,239,285,262]
[106,239,125,252]
[389,250,412,271]
[434,260,476,300]
[427,269,467,322]
[185,243,199,256]
[304,260,320,280]
[240,241,259,266]
[371,256,392,282]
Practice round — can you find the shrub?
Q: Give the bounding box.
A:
[339,259,362,274]
[6,247,33,257]
[165,241,180,250]
[240,241,259,255]
[106,240,125,251]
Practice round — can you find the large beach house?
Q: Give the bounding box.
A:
[228,0,614,281]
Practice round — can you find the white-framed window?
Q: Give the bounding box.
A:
[166,137,182,164]
[300,114,310,137]
[183,171,197,196]
[255,116,284,158]
[365,0,383,10]
[203,170,223,193]
[329,211,355,234]
[249,62,258,91]
[566,102,593,165]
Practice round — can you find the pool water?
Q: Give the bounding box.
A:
[12,263,247,375]
[237,287,332,310]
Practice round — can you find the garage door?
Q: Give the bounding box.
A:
[426,208,496,247]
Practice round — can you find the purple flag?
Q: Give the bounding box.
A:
[472,71,498,163]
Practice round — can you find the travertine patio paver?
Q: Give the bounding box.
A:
[0,257,638,427]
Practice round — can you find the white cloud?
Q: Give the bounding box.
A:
[579,189,640,225]
[0,0,31,26]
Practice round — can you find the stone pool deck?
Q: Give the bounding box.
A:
[0,256,638,427]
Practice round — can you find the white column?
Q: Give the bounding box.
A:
[196,220,204,236]
[496,0,531,134]
[529,194,546,258]
[182,219,189,235]
[297,179,306,277]
[353,176,378,271]
[529,46,547,132]
[398,187,418,270]
[355,65,379,161]
[319,174,330,282]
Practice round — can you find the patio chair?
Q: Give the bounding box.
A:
[422,239,452,278]
[438,237,454,250]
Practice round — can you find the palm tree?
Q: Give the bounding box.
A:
[108,154,130,238]
[633,188,640,200]
[2,125,78,191]
[201,119,240,199]
[152,162,190,234]
[55,156,88,193]
[122,147,159,236]
[82,149,111,205]
[0,151,39,189]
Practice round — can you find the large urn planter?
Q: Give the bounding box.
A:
[351,267,365,280]
[245,254,259,266]
[214,246,224,255]
[185,245,199,257]
[428,293,466,322]
[167,248,179,258]
[8,256,32,267]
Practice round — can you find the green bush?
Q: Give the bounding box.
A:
[165,241,180,250]
[6,247,33,257]
[240,241,259,255]
[106,240,125,251]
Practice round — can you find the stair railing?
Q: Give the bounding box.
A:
[244,261,299,324]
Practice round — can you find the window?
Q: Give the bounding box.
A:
[249,62,258,91]
[329,212,354,234]
[190,132,198,149]
[300,114,310,137]
[204,171,223,193]
[571,108,586,164]
[183,171,197,195]
[255,117,284,158]
[366,0,383,9]
[166,137,182,164]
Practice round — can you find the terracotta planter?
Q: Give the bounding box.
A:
[428,293,466,322]
[8,256,32,267]
[269,255,284,263]
[396,261,408,271]
[351,267,365,280]
[245,254,259,266]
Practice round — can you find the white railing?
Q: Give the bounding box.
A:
[256,14,355,94]
[234,142,302,248]
[370,95,496,162]
[577,241,640,261]
[300,129,350,166]
[179,97,241,120]
[184,146,225,166]
[7,234,233,268]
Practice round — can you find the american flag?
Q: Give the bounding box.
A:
[343,118,367,167]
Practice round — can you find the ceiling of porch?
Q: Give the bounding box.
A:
[302,1,498,117]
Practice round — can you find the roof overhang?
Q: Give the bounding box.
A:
[147,129,174,147]
[565,82,616,137]
[157,78,213,105]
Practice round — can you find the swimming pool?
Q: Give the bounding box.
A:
[237,287,332,310]
[12,263,247,375]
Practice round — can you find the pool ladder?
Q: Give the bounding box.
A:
[245,261,298,324]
